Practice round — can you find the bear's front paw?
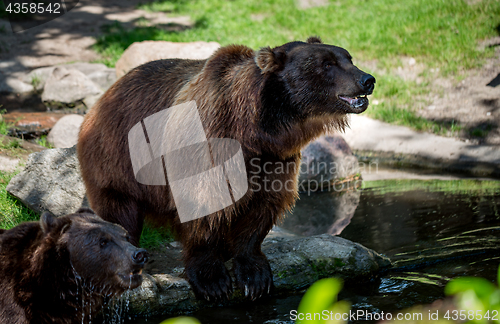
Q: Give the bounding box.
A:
[186,259,232,302]
[233,255,273,300]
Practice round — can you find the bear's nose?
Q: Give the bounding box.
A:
[132,249,149,265]
[359,74,375,94]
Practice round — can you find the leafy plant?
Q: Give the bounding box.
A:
[160,317,201,324]
[445,264,500,324]
[30,74,42,91]
[296,278,350,324]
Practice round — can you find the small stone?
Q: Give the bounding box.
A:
[408,57,416,66]
[47,114,84,148]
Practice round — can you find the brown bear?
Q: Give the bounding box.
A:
[77,36,375,301]
[0,208,148,324]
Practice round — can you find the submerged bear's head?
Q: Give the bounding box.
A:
[256,36,375,119]
[40,208,148,294]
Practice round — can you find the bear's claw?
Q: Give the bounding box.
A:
[233,255,273,301]
[186,259,233,302]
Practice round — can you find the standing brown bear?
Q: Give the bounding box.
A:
[77,36,375,301]
[0,208,148,324]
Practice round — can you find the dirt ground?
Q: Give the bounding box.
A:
[0,0,499,145]
[417,38,500,145]
[0,0,190,77]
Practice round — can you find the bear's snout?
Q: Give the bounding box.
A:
[359,73,376,94]
[132,249,149,265]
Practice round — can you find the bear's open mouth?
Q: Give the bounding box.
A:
[118,269,143,288]
[338,95,369,112]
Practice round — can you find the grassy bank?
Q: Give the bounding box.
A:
[0,171,38,229]
[93,0,499,136]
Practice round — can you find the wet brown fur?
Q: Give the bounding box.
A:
[77,37,371,301]
[0,209,147,324]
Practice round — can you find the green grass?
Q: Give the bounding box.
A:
[363,179,500,195]
[139,223,175,250]
[0,109,10,136]
[95,0,499,73]
[35,135,53,149]
[362,74,464,135]
[0,171,39,230]
[93,0,500,136]
[0,138,21,150]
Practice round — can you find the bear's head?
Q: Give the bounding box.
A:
[40,208,148,294]
[256,36,375,125]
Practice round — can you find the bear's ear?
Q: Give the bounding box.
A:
[75,207,95,215]
[307,36,322,44]
[255,47,285,74]
[40,212,57,234]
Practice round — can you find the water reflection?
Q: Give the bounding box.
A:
[280,189,361,236]
[126,179,500,324]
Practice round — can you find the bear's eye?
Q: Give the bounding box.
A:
[324,62,334,69]
[100,238,109,248]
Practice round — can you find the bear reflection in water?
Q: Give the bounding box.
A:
[0,208,148,324]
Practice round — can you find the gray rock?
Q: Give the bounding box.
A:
[6,146,89,216]
[123,232,390,317]
[83,93,103,111]
[299,135,360,190]
[23,66,54,91]
[47,114,84,148]
[41,67,103,104]
[115,41,220,78]
[0,75,34,93]
[25,63,110,91]
[87,68,117,91]
[64,62,109,76]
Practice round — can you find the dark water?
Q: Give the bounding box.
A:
[126,178,500,324]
